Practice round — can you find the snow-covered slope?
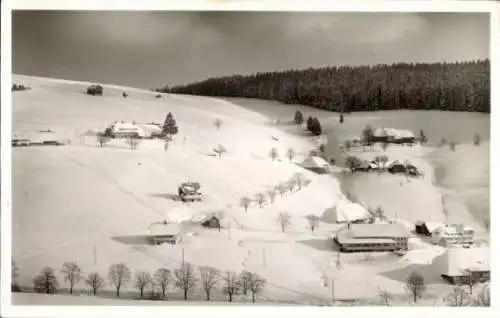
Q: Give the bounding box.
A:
[11,75,461,305]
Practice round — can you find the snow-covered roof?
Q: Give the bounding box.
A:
[323,201,370,223]
[373,128,415,139]
[110,122,143,131]
[435,247,490,276]
[425,222,445,233]
[432,224,474,235]
[299,156,330,169]
[337,223,409,243]
[148,221,181,237]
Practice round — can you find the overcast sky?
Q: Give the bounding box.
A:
[12,11,490,88]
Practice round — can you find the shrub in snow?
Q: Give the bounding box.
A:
[213,144,227,158]
[162,112,178,139]
[86,84,103,96]
[306,215,320,232]
[377,287,393,306]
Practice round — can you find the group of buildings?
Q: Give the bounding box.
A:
[12,130,64,147]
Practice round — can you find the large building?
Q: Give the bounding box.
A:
[434,247,490,285]
[335,223,409,252]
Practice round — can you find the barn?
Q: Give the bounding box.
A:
[298,155,331,174]
[335,223,409,252]
[435,247,490,285]
[148,221,181,245]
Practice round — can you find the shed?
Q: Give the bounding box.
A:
[415,221,443,236]
[148,221,181,245]
[201,216,221,229]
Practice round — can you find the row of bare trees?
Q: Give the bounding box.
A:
[239,172,309,212]
[19,260,268,303]
[376,271,490,306]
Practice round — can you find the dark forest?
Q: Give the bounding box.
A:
[158,60,490,113]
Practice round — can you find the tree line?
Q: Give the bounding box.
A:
[159,60,490,113]
[12,260,267,303]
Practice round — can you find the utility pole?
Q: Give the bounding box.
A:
[331,279,335,303]
[262,247,266,268]
[181,247,185,266]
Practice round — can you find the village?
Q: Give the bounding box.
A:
[12,102,490,304]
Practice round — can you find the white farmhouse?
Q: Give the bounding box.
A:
[107,121,146,138]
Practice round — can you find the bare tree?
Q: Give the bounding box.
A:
[125,135,141,151]
[12,260,20,291]
[439,137,448,148]
[248,273,267,303]
[199,266,220,301]
[255,193,267,208]
[267,189,277,204]
[472,284,490,306]
[85,272,105,296]
[293,172,307,190]
[380,155,389,170]
[61,262,83,294]
[344,140,352,152]
[240,196,252,213]
[277,212,292,233]
[374,206,386,221]
[33,267,58,294]
[222,271,240,302]
[306,215,320,232]
[276,184,288,198]
[345,155,361,173]
[108,263,131,297]
[239,270,252,296]
[463,269,479,294]
[444,286,470,307]
[287,179,298,193]
[269,147,279,162]
[154,268,172,299]
[164,140,170,152]
[449,141,457,152]
[214,118,223,130]
[377,287,393,306]
[405,272,426,304]
[135,271,153,298]
[213,144,227,159]
[173,262,198,301]
[286,148,296,163]
[381,142,389,152]
[473,133,481,146]
[96,134,110,147]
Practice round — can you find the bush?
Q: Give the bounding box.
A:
[86,84,103,96]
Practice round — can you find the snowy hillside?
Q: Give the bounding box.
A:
[11,75,462,305]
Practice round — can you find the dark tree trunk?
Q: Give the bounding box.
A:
[93,287,97,296]
[70,285,73,294]
[162,286,166,298]
[140,287,144,298]
[184,289,188,300]
[252,292,256,303]
[116,286,120,297]
[228,292,233,302]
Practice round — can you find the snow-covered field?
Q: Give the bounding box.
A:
[11,75,489,306]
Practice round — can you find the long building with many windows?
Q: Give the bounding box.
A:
[335,223,409,252]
